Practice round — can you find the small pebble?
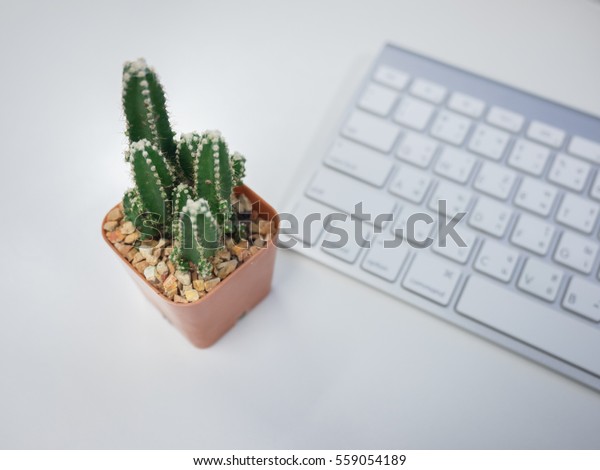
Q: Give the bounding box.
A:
[184,289,200,302]
[175,270,191,286]
[106,207,123,222]
[217,259,238,279]
[173,295,188,304]
[252,235,265,248]
[156,261,169,276]
[205,277,221,292]
[258,219,271,236]
[103,221,118,232]
[118,244,133,256]
[232,248,250,262]
[107,230,125,243]
[146,255,159,266]
[132,252,145,264]
[193,279,205,292]
[163,274,177,288]
[125,248,138,262]
[139,245,154,260]
[238,194,253,213]
[134,260,149,273]
[143,265,157,282]
[120,221,135,235]
[124,232,140,244]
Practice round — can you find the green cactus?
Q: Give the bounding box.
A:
[119,58,248,276]
[125,139,174,225]
[122,58,177,166]
[169,183,193,246]
[192,130,234,219]
[177,198,221,278]
[122,187,156,238]
[230,152,247,186]
[177,132,201,182]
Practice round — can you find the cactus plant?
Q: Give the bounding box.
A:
[122,59,178,167]
[120,58,247,278]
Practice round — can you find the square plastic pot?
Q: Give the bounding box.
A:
[102,185,278,348]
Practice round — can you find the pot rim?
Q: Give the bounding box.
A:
[101,185,279,308]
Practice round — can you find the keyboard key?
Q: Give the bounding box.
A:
[321,215,372,263]
[514,177,558,217]
[389,164,432,204]
[468,123,510,160]
[396,131,439,168]
[486,106,524,133]
[562,277,600,322]
[509,213,555,255]
[556,192,599,234]
[568,135,600,164]
[428,181,472,216]
[358,82,399,116]
[288,198,329,246]
[410,78,447,104]
[474,162,517,200]
[457,276,600,377]
[341,109,399,153]
[432,223,477,264]
[373,65,410,90]
[324,138,394,187]
[390,203,436,246]
[306,168,397,224]
[548,153,591,192]
[430,109,472,145]
[393,96,435,131]
[591,172,600,201]
[468,196,513,237]
[517,258,563,302]
[507,138,551,176]
[402,253,461,305]
[361,236,411,282]
[447,92,485,118]
[473,239,519,282]
[433,146,476,184]
[553,231,598,274]
[527,120,566,148]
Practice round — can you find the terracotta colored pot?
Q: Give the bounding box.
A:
[102,185,279,348]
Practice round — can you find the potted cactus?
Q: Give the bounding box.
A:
[102,58,278,348]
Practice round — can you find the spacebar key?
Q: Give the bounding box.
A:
[456,275,600,377]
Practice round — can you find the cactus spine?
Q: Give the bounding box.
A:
[120,58,248,277]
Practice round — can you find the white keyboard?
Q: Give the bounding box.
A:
[287,45,600,391]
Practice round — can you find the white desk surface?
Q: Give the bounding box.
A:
[1,0,600,449]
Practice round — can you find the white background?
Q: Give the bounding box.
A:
[1,0,600,449]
